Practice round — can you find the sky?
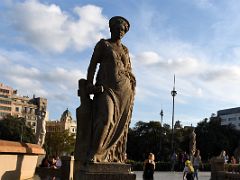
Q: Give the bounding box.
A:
[1,0,240,127]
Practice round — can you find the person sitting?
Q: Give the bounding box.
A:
[49,156,57,169]
[143,153,155,180]
[56,156,62,168]
[40,156,49,168]
[230,156,236,164]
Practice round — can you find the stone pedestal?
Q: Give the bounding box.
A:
[74,161,136,180]
[210,157,225,180]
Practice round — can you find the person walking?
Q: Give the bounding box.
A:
[171,151,177,171]
[192,150,202,180]
[143,153,155,180]
[183,160,194,180]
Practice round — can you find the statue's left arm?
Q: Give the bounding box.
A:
[124,46,136,90]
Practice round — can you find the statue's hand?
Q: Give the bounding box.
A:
[92,85,104,94]
[87,83,104,94]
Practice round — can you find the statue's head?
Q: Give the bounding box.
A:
[109,16,130,39]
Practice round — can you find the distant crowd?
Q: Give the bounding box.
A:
[143,149,239,180]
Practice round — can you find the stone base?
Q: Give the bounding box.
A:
[74,161,136,180]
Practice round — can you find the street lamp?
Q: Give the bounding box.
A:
[159,109,164,154]
[160,109,163,126]
[171,75,177,153]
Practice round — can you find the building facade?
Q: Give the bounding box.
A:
[217,107,240,130]
[0,82,48,133]
[46,109,76,136]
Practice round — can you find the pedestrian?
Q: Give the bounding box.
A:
[183,151,189,168]
[171,151,177,171]
[183,160,194,180]
[143,153,155,180]
[192,150,202,180]
[178,152,184,171]
[219,150,228,163]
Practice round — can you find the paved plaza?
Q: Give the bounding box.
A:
[33,171,211,179]
[135,171,211,180]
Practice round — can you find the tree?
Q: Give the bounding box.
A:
[44,130,75,156]
[0,115,35,143]
[127,121,175,162]
[195,116,240,161]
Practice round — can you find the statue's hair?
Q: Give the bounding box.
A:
[109,16,130,32]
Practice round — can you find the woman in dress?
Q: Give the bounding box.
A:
[143,153,155,180]
[86,16,136,162]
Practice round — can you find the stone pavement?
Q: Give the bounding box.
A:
[135,171,211,180]
[33,171,211,179]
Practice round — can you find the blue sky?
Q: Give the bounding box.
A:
[1,0,240,127]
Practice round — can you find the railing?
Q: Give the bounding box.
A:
[211,157,240,180]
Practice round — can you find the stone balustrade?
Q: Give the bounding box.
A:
[211,157,240,180]
[0,140,45,180]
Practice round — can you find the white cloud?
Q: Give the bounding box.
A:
[0,49,85,99]
[46,67,84,89]
[136,51,162,65]
[68,5,108,51]
[7,1,108,53]
[192,0,214,9]
[133,48,240,110]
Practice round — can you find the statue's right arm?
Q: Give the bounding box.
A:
[87,40,103,85]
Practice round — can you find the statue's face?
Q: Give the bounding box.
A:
[110,22,126,40]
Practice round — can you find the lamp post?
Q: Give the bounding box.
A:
[171,75,177,153]
[160,109,163,126]
[159,109,163,154]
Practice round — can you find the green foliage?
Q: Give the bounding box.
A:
[127,121,173,161]
[195,116,240,161]
[224,164,240,173]
[44,130,75,156]
[127,116,240,163]
[127,120,192,162]
[0,115,35,143]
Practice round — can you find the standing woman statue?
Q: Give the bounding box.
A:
[189,128,196,156]
[36,109,47,147]
[86,16,136,163]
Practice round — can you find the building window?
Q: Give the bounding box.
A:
[228,117,237,121]
[15,107,19,112]
[221,119,227,122]
[0,100,11,105]
[0,89,10,93]
[0,106,11,111]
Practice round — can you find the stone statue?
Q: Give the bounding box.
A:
[36,109,47,147]
[75,16,136,163]
[189,128,196,156]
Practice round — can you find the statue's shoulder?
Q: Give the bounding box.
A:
[94,39,108,50]
[97,38,108,45]
[122,44,129,54]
